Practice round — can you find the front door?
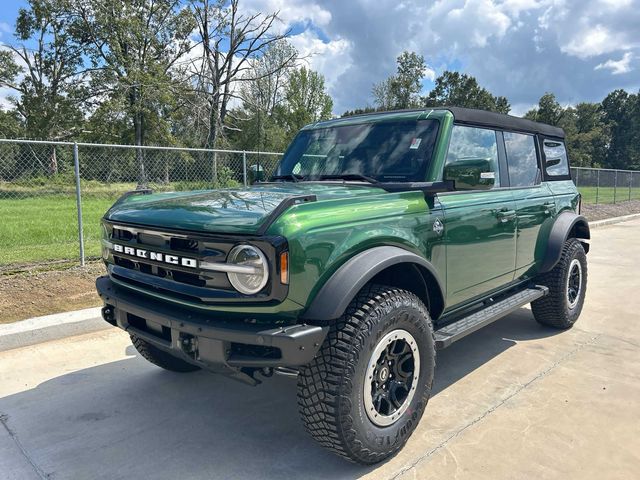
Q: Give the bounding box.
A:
[438,125,517,308]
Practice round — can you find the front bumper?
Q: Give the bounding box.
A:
[96,276,328,374]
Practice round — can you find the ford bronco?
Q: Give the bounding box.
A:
[97,107,590,464]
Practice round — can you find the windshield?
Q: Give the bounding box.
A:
[274,119,440,182]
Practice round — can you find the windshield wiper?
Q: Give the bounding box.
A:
[270,173,305,183]
[314,174,379,184]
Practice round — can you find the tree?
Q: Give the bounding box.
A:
[560,103,609,167]
[0,109,23,138]
[0,0,87,147]
[341,107,377,118]
[70,0,195,184]
[601,89,640,170]
[424,71,510,114]
[187,0,296,149]
[280,66,333,134]
[524,93,564,125]
[233,40,298,151]
[373,51,426,110]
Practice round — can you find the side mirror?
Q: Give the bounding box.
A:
[443,158,495,191]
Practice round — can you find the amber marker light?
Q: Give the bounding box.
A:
[280,251,289,284]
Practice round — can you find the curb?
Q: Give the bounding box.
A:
[0,307,113,353]
[589,213,640,228]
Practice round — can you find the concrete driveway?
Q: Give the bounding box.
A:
[1,219,639,480]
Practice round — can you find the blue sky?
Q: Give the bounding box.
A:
[2,0,639,116]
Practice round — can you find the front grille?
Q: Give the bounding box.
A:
[102,221,289,305]
[107,224,233,291]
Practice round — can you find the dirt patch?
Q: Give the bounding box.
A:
[0,262,105,324]
[581,200,640,222]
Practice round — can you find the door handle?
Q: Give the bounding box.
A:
[496,209,516,222]
[543,202,555,215]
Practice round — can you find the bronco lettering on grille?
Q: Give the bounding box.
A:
[112,243,197,268]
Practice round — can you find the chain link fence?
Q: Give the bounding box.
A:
[1,139,639,269]
[0,139,281,269]
[571,167,640,205]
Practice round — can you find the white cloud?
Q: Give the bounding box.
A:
[0,22,11,37]
[288,30,352,91]
[561,24,631,59]
[595,52,634,74]
[242,0,332,29]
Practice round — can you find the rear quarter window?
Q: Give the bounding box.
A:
[543,139,569,177]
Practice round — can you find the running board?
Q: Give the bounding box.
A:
[435,286,549,349]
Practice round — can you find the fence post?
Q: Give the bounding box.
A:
[629,172,632,202]
[596,169,600,205]
[575,168,579,187]
[213,151,218,185]
[73,142,85,267]
[242,151,247,186]
[614,170,618,204]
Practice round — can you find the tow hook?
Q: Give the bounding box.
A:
[101,305,116,326]
[179,333,198,359]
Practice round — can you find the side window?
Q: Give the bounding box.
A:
[504,132,539,187]
[446,125,500,187]
[543,139,569,177]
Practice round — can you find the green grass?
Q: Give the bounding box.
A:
[577,186,640,204]
[0,195,114,266]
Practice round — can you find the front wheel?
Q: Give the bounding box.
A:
[297,285,436,464]
[532,238,587,329]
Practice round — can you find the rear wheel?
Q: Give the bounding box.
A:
[532,238,587,329]
[297,284,436,464]
[130,334,200,373]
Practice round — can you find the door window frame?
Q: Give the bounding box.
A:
[441,123,509,193]
[501,129,543,189]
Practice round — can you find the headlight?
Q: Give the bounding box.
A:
[226,245,269,294]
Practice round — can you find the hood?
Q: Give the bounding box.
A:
[105,183,386,234]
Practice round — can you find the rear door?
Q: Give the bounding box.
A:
[503,132,556,278]
[438,125,517,308]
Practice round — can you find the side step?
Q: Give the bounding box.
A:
[434,286,548,349]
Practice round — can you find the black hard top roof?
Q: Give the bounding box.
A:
[320,106,565,139]
[445,106,565,139]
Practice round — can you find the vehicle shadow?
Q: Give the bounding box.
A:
[0,309,562,480]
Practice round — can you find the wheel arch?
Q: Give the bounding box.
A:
[539,212,590,273]
[301,246,445,324]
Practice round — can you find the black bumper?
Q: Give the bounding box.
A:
[96,276,327,372]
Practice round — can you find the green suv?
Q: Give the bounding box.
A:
[97,107,590,464]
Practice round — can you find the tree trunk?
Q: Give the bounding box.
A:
[49,146,58,176]
[131,86,146,188]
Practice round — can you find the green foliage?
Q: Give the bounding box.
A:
[525,90,640,169]
[424,71,510,114]
[601,90,640,170]
[373,51,426,110]
[281,66,333,133]
[0,109,23,138]
[0,0,87,142]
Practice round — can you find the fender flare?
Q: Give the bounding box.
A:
[539,212,590,273]
[301,246,445,323]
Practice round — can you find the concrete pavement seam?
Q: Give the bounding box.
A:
[0,413,51,480]
[388,333,602,480]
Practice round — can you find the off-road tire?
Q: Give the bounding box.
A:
[297,284,436,464]
[532,238,587,329]
[130,334,200,373]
